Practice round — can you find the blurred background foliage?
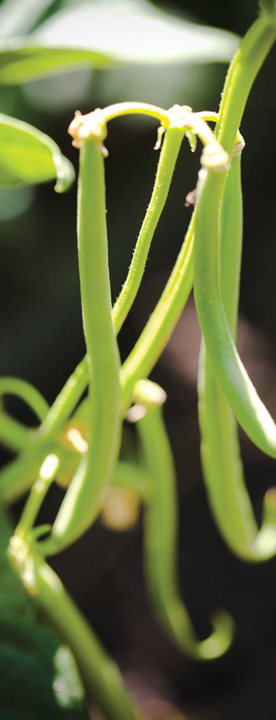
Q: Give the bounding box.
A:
[1,1,276,719]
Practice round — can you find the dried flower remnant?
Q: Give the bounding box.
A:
[68,109,108,156]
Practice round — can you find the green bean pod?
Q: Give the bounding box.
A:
[45,136,121,552]
[198,155,276,561]
[136,392,234,660]
[194,153,276,459]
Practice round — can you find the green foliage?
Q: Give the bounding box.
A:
[0,113,74,189]
[0,0,239,84]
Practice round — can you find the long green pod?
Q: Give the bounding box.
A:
[199,157,276,560]
[193,2,276,457]
[137,402,233,660]
[198,154,259,558]
[199,342,276,560]
[45,136,121,552]
[194,161,276,458]
[198,155,260,557]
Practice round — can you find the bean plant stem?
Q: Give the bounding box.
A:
[36,561,143,720]
[112,126,185,332]
[120,212,194,414]
[8,531,142,720]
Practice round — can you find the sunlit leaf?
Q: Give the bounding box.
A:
[0,114,75,191]
[0,0,240,85]
[0,44,116,84]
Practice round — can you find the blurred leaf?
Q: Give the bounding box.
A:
[0,0,56,40]
[0,505,86,718]
[0,113,75,191]
[0,45,116,84]
[0,0,240,85]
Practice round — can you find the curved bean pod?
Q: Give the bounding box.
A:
[198,156,276,561]
[136,382,234,660]
[194,161,276,459]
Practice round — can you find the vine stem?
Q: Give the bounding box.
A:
[112,125,185,332]
[120,212,194,414]
[36,562,143,720]
[8,534,142,720]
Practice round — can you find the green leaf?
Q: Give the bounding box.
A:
[0,0,240,85]
[0,45,116,84]
[0,113,75,191]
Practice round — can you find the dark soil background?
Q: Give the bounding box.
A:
[2,1,276,718]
